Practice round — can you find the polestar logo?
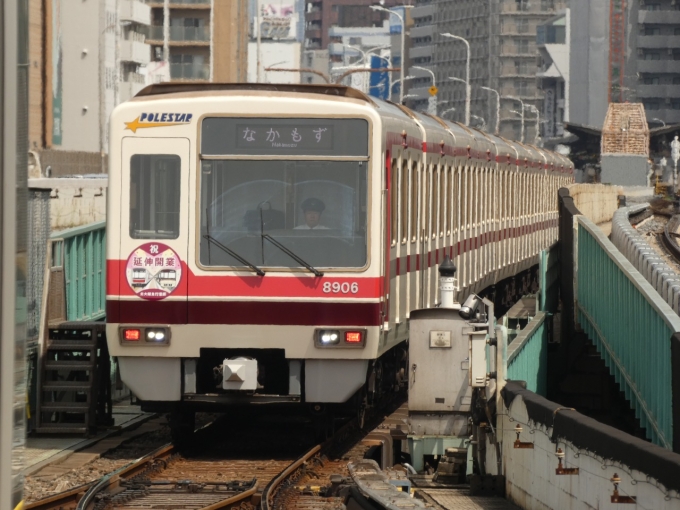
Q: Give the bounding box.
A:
[125,113,193,133]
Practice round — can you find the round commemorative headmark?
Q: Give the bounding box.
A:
[126,243,182,300]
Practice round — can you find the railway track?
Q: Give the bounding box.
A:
[662,214,680,263]
[25,402,406,510]
[261,433,370,510]
[25,411,322,510]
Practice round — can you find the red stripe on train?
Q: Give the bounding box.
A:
[107,300,382,326]
[107,261,382,298]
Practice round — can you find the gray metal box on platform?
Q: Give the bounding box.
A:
[408,308,471,437]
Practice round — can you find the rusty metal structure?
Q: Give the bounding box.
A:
[601,103,649,156]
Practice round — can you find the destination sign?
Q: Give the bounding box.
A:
[201,118,368,156]
[237,124,334,150]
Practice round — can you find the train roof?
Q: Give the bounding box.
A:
[135,82,376,104]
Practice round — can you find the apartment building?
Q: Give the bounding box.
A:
[629,0,680,125]
[145,0,248,82]
[304,0,402,50]
[408,1,435,111]
[409,0,565,141]
[28,0,152,173]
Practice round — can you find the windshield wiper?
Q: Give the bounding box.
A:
[203,235,266,276]
[262,234,324,277]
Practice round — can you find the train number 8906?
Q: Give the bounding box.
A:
[323,282,359,294]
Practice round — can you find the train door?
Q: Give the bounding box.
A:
[119,137,190,323]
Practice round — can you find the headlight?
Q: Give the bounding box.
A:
[318,329,340,345]
[120,326,171,345]
[315,328,366,348]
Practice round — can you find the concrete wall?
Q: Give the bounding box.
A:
[499,391,680,510]
[29,177,107,231]
[567,183,621,234]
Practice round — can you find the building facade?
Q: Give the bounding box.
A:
[248,0,304,84]
[304,0,401,50]
[29,0,152,173]
[570,0,680,130]
[537,9,569,141]
[145,0,248,83]
[408,0,566,141]
[629,0,680,126]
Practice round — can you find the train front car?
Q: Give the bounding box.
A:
[106,85,396,432]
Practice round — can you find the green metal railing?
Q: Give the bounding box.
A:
[507,312,548,396]
[576,216,680,449]
[503,245,557,396]
[51,221,106,322]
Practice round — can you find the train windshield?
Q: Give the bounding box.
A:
[199,160,367,269]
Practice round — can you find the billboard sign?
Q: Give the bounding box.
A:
[389,7,405,34]
[368,55,389,100]
[255,0,301,41]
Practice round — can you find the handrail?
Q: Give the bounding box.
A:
[580,216,680,332]
[50,220,105,240]
[508,312,547,365]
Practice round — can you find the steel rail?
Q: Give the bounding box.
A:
[25,443,174,510]
[260,444,322,510]
[662,214,680,263]
[24,483,94,510]
[75,443,175,510]
[74,442,263,510]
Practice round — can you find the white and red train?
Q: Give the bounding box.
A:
[106,84,573,429]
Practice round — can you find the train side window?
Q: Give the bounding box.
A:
[390,158,398,245]
[445,166,452,235]
[453,167,459,234]
[410,161,418,243]
[430,165,436,239]
[423,165,430,239]
[401,159,408,243]
[129,154,181,239]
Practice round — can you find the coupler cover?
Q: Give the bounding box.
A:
[222,358,258,391]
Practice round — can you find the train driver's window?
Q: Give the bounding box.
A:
[129,154,181,239]
[199,159,367,269]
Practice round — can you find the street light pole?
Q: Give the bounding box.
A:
[441,33,470,125]
[370,5,411,104]
[526,105,540,144]
[392,75,415,98]
[506,96,525,143]
[413,65,437,114]
[256,0,262,82]
[481,86,500,135]
[441,107,456,118]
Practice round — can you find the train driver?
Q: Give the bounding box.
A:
[295,197,329,230]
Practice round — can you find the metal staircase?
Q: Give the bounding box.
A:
[36,322,112,435]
